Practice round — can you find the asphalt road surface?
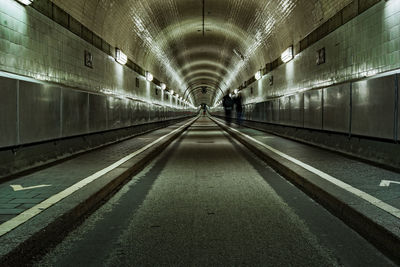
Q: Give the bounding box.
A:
[34,117,396,266]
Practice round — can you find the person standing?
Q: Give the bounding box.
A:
[222,91,234,125]
[234,92,243,126]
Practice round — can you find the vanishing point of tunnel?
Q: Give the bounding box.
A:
[0,0,400,266]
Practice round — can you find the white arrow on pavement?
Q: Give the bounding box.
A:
[379,180,400,187]
[10,184,51,191]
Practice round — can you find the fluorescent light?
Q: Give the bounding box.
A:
[16,0,33,5]
[281,46,293,63]
[115,48,127,65]
[255,70,262,80]
[160,83,166,90]
[146,72,153,82]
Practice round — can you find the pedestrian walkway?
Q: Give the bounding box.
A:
[214,117,400,211]
[0,118,195,226]
[211,116,400,262]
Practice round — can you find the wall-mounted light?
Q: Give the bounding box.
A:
[281,46,293,63]
[16,0,33,5]
[234,89,239,94]
[146,72,153,82]
[115,48,127,65]
[160,83,166,90]
[170,90,174,95]
[255,70,262,80]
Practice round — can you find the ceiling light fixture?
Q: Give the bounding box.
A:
[281,46,294,63]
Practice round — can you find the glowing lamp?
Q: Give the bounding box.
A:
[160,83,166,90]
[115,48,127,65]
[281,46,294,63]
[16,0,33,5]
[146,72,153,82]
[255,70,262,81]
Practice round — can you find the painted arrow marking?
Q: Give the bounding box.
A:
[379,180,400,187]
[10,184,51,191]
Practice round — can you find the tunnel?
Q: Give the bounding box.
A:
[0,0,400,265]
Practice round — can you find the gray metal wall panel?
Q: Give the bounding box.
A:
[137,102,147,123]
[257,102,265,121]
[0,77,17,147]
[149,105,156,122]
[120,98,130,127]
[323,84,350,133]
[352,75,396,139]
[242,105,248,120]
[304,90,323,129]
[271,99,279,123]
[262,102,267,122]
[89,94,107,132]
[108,97,123,129]
[289,93,304,127]
[265,101,273,122]
[279,97,290,125]
[19,81,61,144]
[61,89,89,137]
[255,102,264,121]
[244,104,250,120]
[398,74,400,142]
[248,103,255,120]
[130,101,139,125]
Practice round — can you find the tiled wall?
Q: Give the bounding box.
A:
[241,0,400,103]
[0,0,185,108]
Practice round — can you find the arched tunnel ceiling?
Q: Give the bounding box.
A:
[51,0,352,106]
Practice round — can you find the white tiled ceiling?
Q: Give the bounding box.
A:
[51,0,352,106]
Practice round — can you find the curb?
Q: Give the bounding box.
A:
[211,116,400,264]
[0,117,197,266]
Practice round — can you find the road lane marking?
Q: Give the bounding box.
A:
[380,180,400,187]
[10,184,51,191]
[213,118,400,219]
[0,117,197,237]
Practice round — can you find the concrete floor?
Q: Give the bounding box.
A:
[34,117,395,266]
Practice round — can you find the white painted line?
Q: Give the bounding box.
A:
[214,118,400,219]
[0,117,197,237]
[380,180,400,187]
[10,184,51,191]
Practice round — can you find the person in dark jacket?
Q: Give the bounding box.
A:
[222,91,234,125]
[234,92,243,126]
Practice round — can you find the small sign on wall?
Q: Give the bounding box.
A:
[84,50,93,68]
[316,47,325,65]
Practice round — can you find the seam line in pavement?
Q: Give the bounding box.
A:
[0,117,197,237]
[214,118,400,219]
